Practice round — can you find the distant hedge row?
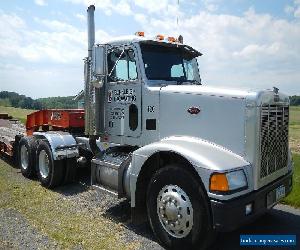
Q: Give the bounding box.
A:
[290,96,300,106]
[0,91,77,110]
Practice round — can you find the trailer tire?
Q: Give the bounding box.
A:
[19,136,37,178]
[147,165,214,250]
[36,141,64,188]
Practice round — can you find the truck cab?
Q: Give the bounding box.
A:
[98,35,201,145]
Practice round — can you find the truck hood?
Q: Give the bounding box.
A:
[160,85,289,106]
[160,85,252,99]
[158,84,289,157]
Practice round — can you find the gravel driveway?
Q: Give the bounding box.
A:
[0,158,299,250]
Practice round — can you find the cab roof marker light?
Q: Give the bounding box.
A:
[156,34,164,40]
[135,31,144,37]
[167,36,177,43]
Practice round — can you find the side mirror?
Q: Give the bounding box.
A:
[92,44,106,77]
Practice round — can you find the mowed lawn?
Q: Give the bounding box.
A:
[284,106,300,207]
[283,153,300,207]
[290,106,300,154]
[0,106,35,124]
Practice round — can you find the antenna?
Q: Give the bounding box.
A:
[176,0,179,36]
[177,0,183,44]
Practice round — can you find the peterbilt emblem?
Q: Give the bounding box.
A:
[187,107,201,115]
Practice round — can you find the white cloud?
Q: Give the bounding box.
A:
[203,0,219,12]
[0,12,112,64]
[134,0,170,13]
[134,13,147,24]
[0,63,83,98]
[75,13,85,22]
[285,0,300,18]
[34,0,47,6]
[64,0,132,16]
[115,0,132,15]
[284,5,294,14]
[0,10,114,97]
[294,6,300,18]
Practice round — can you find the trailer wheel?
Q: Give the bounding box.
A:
[36,141,64,188]
[18,136,37,178]
[147,165,214,250]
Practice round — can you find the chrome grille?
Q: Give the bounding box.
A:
[260,105,289,179]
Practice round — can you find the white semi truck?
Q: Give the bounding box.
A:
[11,5,293,250]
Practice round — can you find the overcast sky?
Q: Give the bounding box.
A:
[0,0,299,98]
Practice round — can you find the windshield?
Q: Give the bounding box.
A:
[140,43,201,85]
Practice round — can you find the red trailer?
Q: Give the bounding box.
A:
[0,109,84,158]
[26,109,84,135]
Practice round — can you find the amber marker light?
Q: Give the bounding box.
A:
[156,34,164,40]
[135,31,145,36]
[167,36,176,43]
[210,173,229,192]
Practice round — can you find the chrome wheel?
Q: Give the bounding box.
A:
[20,145,29,170]
[39,150,50,178]
[157,185,193,238]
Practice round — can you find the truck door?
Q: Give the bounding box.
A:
[105,46,141,138]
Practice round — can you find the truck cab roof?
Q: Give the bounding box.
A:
[100,35,202,57]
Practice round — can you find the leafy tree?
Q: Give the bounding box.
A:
[0,91,77,110]
[0,98,11,107]
[290,96,300,106]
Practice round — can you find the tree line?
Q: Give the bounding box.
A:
[0,91,78,110]
[290,96,300,106]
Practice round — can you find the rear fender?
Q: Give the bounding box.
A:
[33,131,79,160]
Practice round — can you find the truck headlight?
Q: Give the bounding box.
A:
[210,170,248,193]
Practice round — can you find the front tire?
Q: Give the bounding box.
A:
[147,165,214,250]
[36,141,64,188]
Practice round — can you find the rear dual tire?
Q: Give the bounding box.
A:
[19,136,37,178]
[36,141,65,188]
[18,137,77,188]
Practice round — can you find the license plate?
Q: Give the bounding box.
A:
[275,185,285,201]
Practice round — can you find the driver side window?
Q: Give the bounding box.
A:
[107,48,137,82]
[171,64,184,78]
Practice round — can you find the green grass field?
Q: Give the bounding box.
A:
[0,160,138,249]
[283,106,300,207]
[0,106,35,124]
[290,106,300,154]
[282,153,300,207]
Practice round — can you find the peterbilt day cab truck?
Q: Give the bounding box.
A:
[5,5,293,250]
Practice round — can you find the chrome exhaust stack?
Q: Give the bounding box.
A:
[87,5,95,59]
[84,5,96,136]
